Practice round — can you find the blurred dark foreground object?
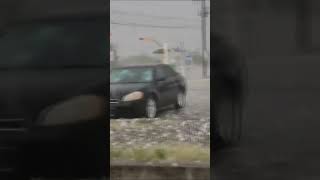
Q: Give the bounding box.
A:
[0,0,108,179]
[212,34,249,147]
[0,0,106,24]
[16,96,107,179]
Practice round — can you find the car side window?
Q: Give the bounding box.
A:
[163,66,177,77]
[156,67,167,80]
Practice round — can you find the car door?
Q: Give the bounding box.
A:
[162,65,180,104]
[155,66,170,107]
[155,65,178,107]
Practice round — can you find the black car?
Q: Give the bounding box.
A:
[110,64,187,118]
[0,0,107,179]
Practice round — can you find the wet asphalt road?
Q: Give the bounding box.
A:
[158,65,210,121]
[214,57,320,180]
[158,78,210,121]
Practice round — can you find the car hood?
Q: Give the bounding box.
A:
[110,83,151,100]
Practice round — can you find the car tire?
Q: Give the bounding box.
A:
[143,97,158,118]
[175,90,186,109]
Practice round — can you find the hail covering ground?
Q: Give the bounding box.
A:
[110,65,210,156]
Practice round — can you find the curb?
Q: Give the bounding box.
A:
[110,162,210,180]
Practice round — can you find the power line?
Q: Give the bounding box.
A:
[111,22,198,29]
[111,10,199,21]
[111,20,199,29]
[110,11,201,28]
[110,15,200,27]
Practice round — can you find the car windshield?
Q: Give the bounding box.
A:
[0,20,107,68]
[111,67,153,83]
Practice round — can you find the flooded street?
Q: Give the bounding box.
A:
[158,79,210,121]
[159,65,210,121]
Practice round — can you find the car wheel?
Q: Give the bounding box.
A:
[145,97,157,118]
[175,90,186,109]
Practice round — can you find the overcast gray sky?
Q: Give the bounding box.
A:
[110,0,210,58]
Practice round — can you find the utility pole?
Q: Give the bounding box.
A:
[163,42,169,64]
[179,41,186,77]
[200,0,208,78]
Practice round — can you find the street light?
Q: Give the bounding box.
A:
[139,37,162,47]
[138,37,179,53]
[139,37,183,71]
[139,37,170,64]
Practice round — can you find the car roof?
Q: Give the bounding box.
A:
[112,64,166,70]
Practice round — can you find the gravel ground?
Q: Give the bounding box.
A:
[110,118,210,148]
